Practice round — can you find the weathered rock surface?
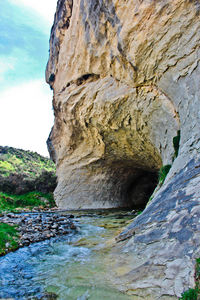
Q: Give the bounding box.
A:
[46,0,200,298]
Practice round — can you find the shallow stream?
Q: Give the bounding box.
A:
[0,209,136,300]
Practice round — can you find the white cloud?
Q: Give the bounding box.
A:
[0,80,54,157]
[0,58,16,81]
[0,48,32,83]
[8,0,57,25]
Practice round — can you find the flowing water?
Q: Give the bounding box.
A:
[0,209,136,300]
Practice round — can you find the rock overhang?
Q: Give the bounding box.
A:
[46,0,200,297]
[47,75,179,209]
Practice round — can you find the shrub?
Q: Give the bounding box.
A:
[180,288,198,300]
[158,165,171,185]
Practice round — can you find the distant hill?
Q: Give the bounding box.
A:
[0,146,56,195]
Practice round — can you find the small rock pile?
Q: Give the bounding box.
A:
[0,212,76,247]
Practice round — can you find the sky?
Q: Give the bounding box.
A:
[0,0,58,156]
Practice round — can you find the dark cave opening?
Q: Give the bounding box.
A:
[106,161,159,209]
[125,170,158,209]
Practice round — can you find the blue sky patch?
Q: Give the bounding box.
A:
[0,1,50,90]
[0,0,57,156]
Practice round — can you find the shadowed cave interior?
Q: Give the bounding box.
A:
[126,170,158,209]
[98,160,159,209]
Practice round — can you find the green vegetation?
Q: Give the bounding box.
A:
[196,258,200,278]
[180,258,200,299]
[0,146,56,196]
[137,211,143,215]
[0,146,55,178]
[148,131,181,204]
[180,288,198,300]
[173,130,181,159]
[158,164,171,185]
[146,194,154,206]
[0,223,19,255]
[0,160,15,176]
[147,131,181,206]
[146,166,171,207]
[0,191,55,212]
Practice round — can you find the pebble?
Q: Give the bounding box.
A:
[0,212,76,251]
[51,224,58,229]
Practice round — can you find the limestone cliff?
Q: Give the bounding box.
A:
[46,0,200,298]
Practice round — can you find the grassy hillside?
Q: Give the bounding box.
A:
[0,146,56,211]
[0,146,55,177]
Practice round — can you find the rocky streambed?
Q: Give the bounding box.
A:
[0,209,136,300]
[0,211,76,251]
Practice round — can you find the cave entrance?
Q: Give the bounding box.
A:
[125,170,158,209]
[107,162,159,209]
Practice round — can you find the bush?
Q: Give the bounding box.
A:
[158,165,171,185]
[180,288,198,300]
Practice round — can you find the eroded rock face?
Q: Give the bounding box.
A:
[46,0,200,298]
[48,76,180,208]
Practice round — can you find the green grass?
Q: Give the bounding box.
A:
[158,165,171,185]
[0,191,55,212]
[0,223,19,255]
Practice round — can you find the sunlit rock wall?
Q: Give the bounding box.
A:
[46,0,200,298]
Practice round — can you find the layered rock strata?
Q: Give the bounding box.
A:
[46,0,200,298]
